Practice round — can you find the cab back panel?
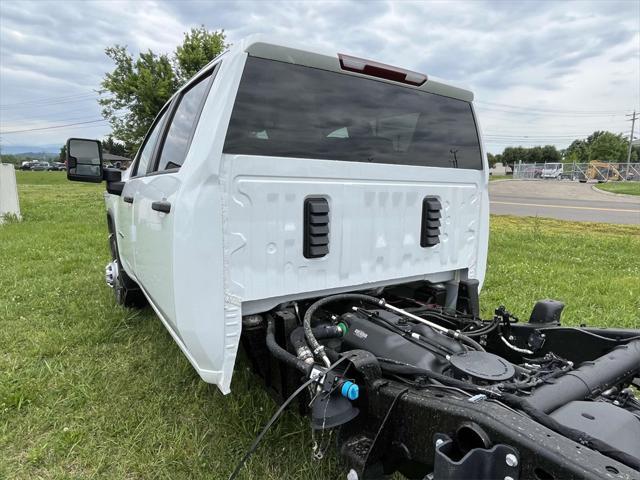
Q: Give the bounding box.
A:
[167,43,489,394]
[223,155,488,303]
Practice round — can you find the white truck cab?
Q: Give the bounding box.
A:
[64,37,640,479]
[67,36,489,394]
[541,162,563,179]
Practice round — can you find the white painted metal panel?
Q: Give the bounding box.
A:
[223,156,488,303]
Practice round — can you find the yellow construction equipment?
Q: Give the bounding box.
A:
[586,161,623,182]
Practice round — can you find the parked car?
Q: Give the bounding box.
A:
[30,161,50,171]
[51,162,66,171]
[19,160,37,170]
[64,37,640,479]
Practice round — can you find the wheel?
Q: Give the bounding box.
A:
[107,232,146,308]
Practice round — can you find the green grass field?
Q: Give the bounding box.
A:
[595,181,640,196]
[2,171,639,479]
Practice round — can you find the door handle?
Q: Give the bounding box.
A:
[123,195,134,204]
[151,200,171,213]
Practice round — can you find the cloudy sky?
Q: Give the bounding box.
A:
[0,0,638,154]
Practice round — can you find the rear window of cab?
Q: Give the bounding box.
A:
[224,56,482,170]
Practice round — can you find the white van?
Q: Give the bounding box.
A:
[541,162,563,179]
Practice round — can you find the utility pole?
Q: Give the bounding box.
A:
[626,111,638,178]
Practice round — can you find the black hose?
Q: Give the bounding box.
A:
[266,316,312,376]
[465,318,500,337]
[303,293,383,365]
[290,325,343,364]
[458,334,486,352]
[290,325,343,351]
[325,346,342,363]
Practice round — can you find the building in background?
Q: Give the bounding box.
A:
[103,153,132,170]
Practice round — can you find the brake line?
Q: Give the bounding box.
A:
[500,335,534,355]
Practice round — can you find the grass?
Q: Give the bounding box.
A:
[489,174,510,181]
[1,171,639,479]
[594,181,640,196]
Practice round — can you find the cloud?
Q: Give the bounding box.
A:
[0,0,638,152]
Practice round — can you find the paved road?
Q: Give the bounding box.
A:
[489,180,640,224]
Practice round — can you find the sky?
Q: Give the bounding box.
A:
[0,0,638,154]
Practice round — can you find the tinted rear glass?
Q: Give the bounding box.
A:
[224,56,482,170]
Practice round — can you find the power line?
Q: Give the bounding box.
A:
[476,106,626,118]
[1,115,108,130]
[485,140,575,144]
[475,100,631,115]
[0,92,96,108]
[478,113,630,124]
[0,94,113,111]
[484,134,593,139]
[0,103,127,122]
[0,108,128,129]
[0,118,109,134]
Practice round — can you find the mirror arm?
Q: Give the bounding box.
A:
[106,181,125,196]
[103,168,123,196]
[103,168,122,182]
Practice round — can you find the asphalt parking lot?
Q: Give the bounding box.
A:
[489,180,640,224]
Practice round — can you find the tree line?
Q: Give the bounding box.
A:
[0,152,57,166]
[488,131,638,168]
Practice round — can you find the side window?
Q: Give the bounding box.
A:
[155,71,213,172]
[133,108,169,177]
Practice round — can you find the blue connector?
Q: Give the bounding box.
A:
[341,381,359,401]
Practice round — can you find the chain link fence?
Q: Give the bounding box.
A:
[512,162,640,182]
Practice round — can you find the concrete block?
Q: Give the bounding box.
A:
[0,163,21,223]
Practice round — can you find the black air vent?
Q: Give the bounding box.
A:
[304,197,330,258]
[421,196,441,247]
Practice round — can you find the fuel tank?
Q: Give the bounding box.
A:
[339,310,463,372]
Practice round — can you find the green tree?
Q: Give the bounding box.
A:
[99,27,226,154]
[102,135,128,157]
[59,144,66,162]
[496,131,637,166]
[563,139,589,163]
[541,145,561,163]
[589,132,627,162]
[174,26,227,83]
[525,146,543,164]
[501,146,527,168]
[99,47,175,153]
[487,153,499,168]
[586,131,605,146]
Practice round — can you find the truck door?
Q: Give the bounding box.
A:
[116,108,169,276]
[133,70,215,330]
